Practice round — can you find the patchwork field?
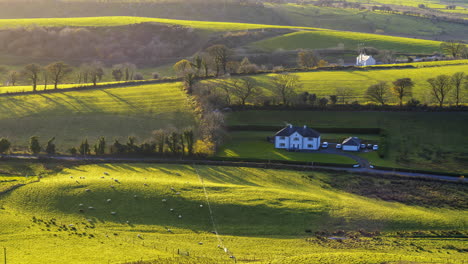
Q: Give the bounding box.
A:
[0,82,196,152]
[0,163,466,263]
[226,111,468,173]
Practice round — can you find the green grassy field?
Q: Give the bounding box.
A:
[0,82,195,152]
[239,63,468,104]
[269,3,468,40]
[251,30,441,53]
[226,111,468,173]
[0,163,466,263]
[217,131,376,164]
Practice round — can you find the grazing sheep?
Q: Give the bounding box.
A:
[199,205,203,208]
[68,224,74,227]
[88,207,94,210]
[104,172,109,175]
[79,204,84,207]
[162,199,167,202]
[114,179,119,183]
[198,242,203,245]
[133,195,138,198]
[70,176,73,179]
[178,215,182,219]
[106,199,111,203]
[101,176,105,179]
[175,192,181,195]
[87,219,93,222]
[144,183,148,186]
[137,234,141,238]
[166,228,172,232]
[110,185,115,188]
[126,221,130,224]
[170,187,175,191]
[169,208,174,212]
[85,189,91,192]
[111,212,116,215]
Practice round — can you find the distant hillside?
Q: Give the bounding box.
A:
[0,0,466,41]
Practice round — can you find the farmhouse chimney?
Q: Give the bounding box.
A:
[289,124,293,128]
[304,125,307,129]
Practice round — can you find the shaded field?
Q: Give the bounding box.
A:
[227,111,468,173]
[0,163,466,263]
[0,82,196,151]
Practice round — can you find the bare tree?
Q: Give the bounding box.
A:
[22,64,42,91]
[392,78,414,107]
[6,70,19,86]
[46,62,73,89]
[440,41,467,58]
[335,87,354,104]
[206,44,230,76]
[231,77,262,106]
[297,49,319,68]
[173,59,192,77]
[427,75,452,107]
[366,81,390,105]
[89,61,104,87]
[111,65,124,81]
[451,72,466,106]
[271,74,301,105]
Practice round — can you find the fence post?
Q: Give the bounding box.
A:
[3,247,6,264]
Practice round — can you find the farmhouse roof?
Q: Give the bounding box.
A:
[342,137,361,146]
[357,53,373,61]
[275,125,320,138]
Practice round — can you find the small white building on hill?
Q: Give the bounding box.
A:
[274,125,321,151]
[356,53,376,66]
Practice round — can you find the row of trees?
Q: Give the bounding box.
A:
[4,61,152,91]
[366,72,467,107]
[0,129,202,156]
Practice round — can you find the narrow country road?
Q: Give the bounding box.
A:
[0,154,465,183]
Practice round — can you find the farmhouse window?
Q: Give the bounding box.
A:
[280,143,285,147]
[308,137,313,140]
[307,144,312,148]
[280,136,285,140]
[294,137,299,141]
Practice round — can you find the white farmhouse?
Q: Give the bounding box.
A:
[274,125,321,150]
[356,53,376,66]
[342,137,361,152]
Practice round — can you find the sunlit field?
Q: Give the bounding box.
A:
[0,82,195,151]
[0,163,466,263]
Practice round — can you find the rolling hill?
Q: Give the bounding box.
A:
[0,82,195,151]
[0,163,466,263]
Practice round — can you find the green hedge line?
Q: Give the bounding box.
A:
[373,166,465,178]
[227,125,381,134]
[209,156,354,168]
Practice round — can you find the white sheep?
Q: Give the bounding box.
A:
[133,195,138,198]
[88,206,94,210]
[169,208,174,212]
[85,189,91,192]
[137,234,141,238]
[79,204,84,207]
[170,187,175,191]
[178,215,182,219]
[175,192,181,195]
[106,199,111,203]
[162,199,167,202]
[143,183,148,186]
[111,212,116,215]
[87,219,93,223]
[110,185,115,188]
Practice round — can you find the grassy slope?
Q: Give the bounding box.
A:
[242,63,468,104]
[270,3,468,40]
[0,163,466,263]
[251,30,441,53]
[0,82,195,151]
[226,111,468,173]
